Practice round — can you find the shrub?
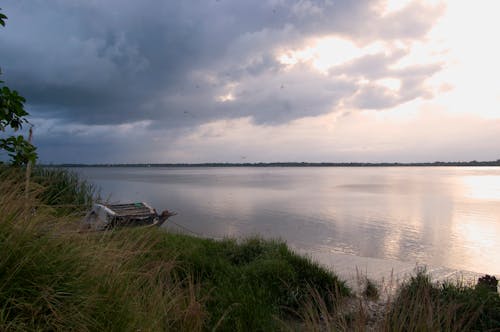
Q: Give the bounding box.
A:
[476,274,498,292]
[363,278,380,300]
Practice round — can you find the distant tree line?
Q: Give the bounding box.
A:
[47,160,500,168]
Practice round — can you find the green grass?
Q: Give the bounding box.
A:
[362,278,379,300]
[30,166,97,215]
[384,269,500,331]
[144,234,350,331]
[0,171,206,331]
[0,166,350,331]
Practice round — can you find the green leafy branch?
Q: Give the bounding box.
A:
[0,8,37,166]
[0,135,37,166]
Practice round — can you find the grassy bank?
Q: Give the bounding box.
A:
[0,167,350,331]
[1,166,499,331]
[0,168,205,331]
[149,234,350,330]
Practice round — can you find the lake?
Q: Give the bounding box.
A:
[74,166,500,275]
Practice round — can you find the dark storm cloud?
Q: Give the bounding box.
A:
[0,0,444,126]
[0,0,445,132]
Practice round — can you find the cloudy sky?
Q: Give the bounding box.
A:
[1,0,499,163]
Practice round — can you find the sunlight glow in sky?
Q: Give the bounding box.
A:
[278,38,386,74]
[427,1,500,119]
[280,0,500,121]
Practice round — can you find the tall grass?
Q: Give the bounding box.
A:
[0,169,206,331]
[144,234,351,331]
[295,269,500,332]
[382,269,500,331]
[0,166,351,331]
[31,166,97,215]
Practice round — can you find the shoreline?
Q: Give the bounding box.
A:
[164,222,493,294]
[50,160,500,167]
[299,249,488,295]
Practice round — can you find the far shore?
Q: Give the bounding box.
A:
[44,159,500,168]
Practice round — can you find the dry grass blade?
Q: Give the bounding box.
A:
[0,168,207,331]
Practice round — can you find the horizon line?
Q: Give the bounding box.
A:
[42,159,500,167]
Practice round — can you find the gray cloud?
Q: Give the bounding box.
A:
[347,62,442,109]
[0,0,446,162]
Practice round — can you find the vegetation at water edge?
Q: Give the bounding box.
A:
[1,166,499,331]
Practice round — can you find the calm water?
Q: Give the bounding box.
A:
[74,167,500,275]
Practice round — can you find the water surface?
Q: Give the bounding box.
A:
[74,167,500,275]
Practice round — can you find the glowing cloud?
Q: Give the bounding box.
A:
[278,37,386,74]
[217,93,235,103]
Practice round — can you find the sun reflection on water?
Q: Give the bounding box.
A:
[78,166,500,275]
[450,211,500,273]
[461,175,500,201]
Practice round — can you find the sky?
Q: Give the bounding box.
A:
[1,0,499,164]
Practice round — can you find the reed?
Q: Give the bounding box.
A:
[292,269,500,331]
[381,269,500,331]
[0,170,206,331]
[31,166,97,215]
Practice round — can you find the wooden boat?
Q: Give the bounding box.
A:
[82,202,176,230]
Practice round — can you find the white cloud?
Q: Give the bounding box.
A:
[216,93,236,103]
[376,78,401,91]
[277,37,388,74]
